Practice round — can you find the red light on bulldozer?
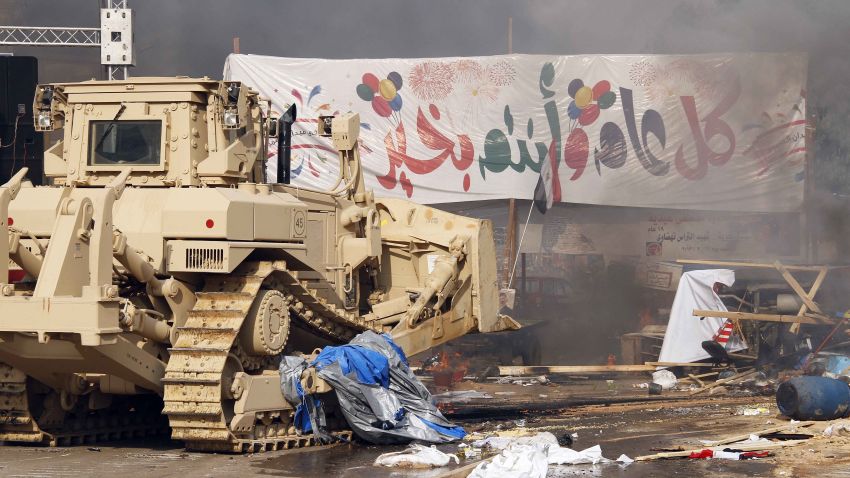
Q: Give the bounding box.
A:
[205,219,214,229]
[7,217,12,226]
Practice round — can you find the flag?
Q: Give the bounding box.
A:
[532,151,555,214]
[713,320,735,346]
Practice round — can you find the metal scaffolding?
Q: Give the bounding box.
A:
[0,0,133,80]
[0,27,101,47]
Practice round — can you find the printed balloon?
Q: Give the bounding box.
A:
[567,78,584,98]
[372,95,392,117]
[578,103,599,126]
[592,80,610,100]
[388,71,403,89]
[356,83,374,102]
[389,94,403,112]
[575,86,593,108]
[362,73,380,92]
[598,91,617,109]
[567,100,581,120]
[379,79,398,101]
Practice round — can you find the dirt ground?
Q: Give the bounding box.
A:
[2,378,850,477]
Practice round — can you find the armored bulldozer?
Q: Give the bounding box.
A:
[0,77,516,451]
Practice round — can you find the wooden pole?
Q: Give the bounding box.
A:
[774,261,823,314]
[689,369,758,396]
[499,364,657,375]
[676,259,827,272]
[635,439,807,462]
[703,421,815,447]
[504,199,516,285]
[804,105,815,263]
[507,16,513,54]
[503,17,516,286]
[232,37,240,54]
[692,309,835,325]
[521,252,527,311]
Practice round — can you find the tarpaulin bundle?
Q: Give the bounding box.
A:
[279,330,465,444]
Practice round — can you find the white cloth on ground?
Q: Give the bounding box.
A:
[373,444,459,468]
[468,432,631,478]
[658,269,745,364]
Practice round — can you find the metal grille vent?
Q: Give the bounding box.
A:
[185,247,225,271]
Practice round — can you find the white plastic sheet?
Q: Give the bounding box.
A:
[373,444,459,468]
[468,432,631,478]
[651,369,679,390]
[224,53,807,212]
[658,269,745,364]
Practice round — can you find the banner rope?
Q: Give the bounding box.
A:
[507,201,534,288]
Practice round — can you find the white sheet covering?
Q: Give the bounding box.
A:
[658,269,745,364]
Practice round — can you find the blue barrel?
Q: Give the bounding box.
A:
[776,376,850,420]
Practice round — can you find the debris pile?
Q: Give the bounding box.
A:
[279,331,466,444]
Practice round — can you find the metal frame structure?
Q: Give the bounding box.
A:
[0,0,132,80]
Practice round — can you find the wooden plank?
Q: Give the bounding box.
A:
[704,421,815,447]
[678,372,718,384]
[498,364,655,375]
[799,267,828,316]
[635,439,807,461]
[645,362,721,368]
[689,369,758,396]
[791,266,829,334]
[774,260,823,314]
[687,374,705,387]
[692,309,835,325]
[434,456,493,478]
[676,259,823,271]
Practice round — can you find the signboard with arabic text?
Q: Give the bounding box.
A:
[224,53,807,212]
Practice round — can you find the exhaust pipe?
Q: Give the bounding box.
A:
[277,104,297,184]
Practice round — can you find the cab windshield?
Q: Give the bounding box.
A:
[88,120,161,166]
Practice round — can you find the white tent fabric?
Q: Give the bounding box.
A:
[658,269,745,364]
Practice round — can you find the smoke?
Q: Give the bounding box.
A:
[3,0,849,362]
[4,0,848,191]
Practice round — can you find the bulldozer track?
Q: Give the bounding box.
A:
[163,260,377,452]
[0,260,377,452]
[0,363,168,446]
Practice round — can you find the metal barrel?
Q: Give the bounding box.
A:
[776,376,850,420]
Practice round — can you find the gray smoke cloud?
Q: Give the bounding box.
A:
[2,0,848,193]
[3,0,849,363]
[2,0,848,226]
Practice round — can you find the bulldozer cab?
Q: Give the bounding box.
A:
[34,78,267,187]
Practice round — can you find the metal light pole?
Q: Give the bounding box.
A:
[0,0,134,80]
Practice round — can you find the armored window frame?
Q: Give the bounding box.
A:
[88,120,163,168]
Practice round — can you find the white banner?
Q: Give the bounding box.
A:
[224,53,807,212]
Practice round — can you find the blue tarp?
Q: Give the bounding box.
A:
[312,344,390,387]
[281,331,465,444]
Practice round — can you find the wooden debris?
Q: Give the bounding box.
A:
[635,439,808,461]
[649,446,687,452]
[689,369,758,396]
[645,362,722,368]
[703,421,815,447]
[687,374,705,387]
[434,457,492,478]
[692,309,836,325]
[498,364,655,376]
[675,259,827,272]
[774,261,823,314]
[678,372,719,384]
[791,267,828,333]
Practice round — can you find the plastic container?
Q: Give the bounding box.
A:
[648,382,663,395]
[776,376,850,420]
